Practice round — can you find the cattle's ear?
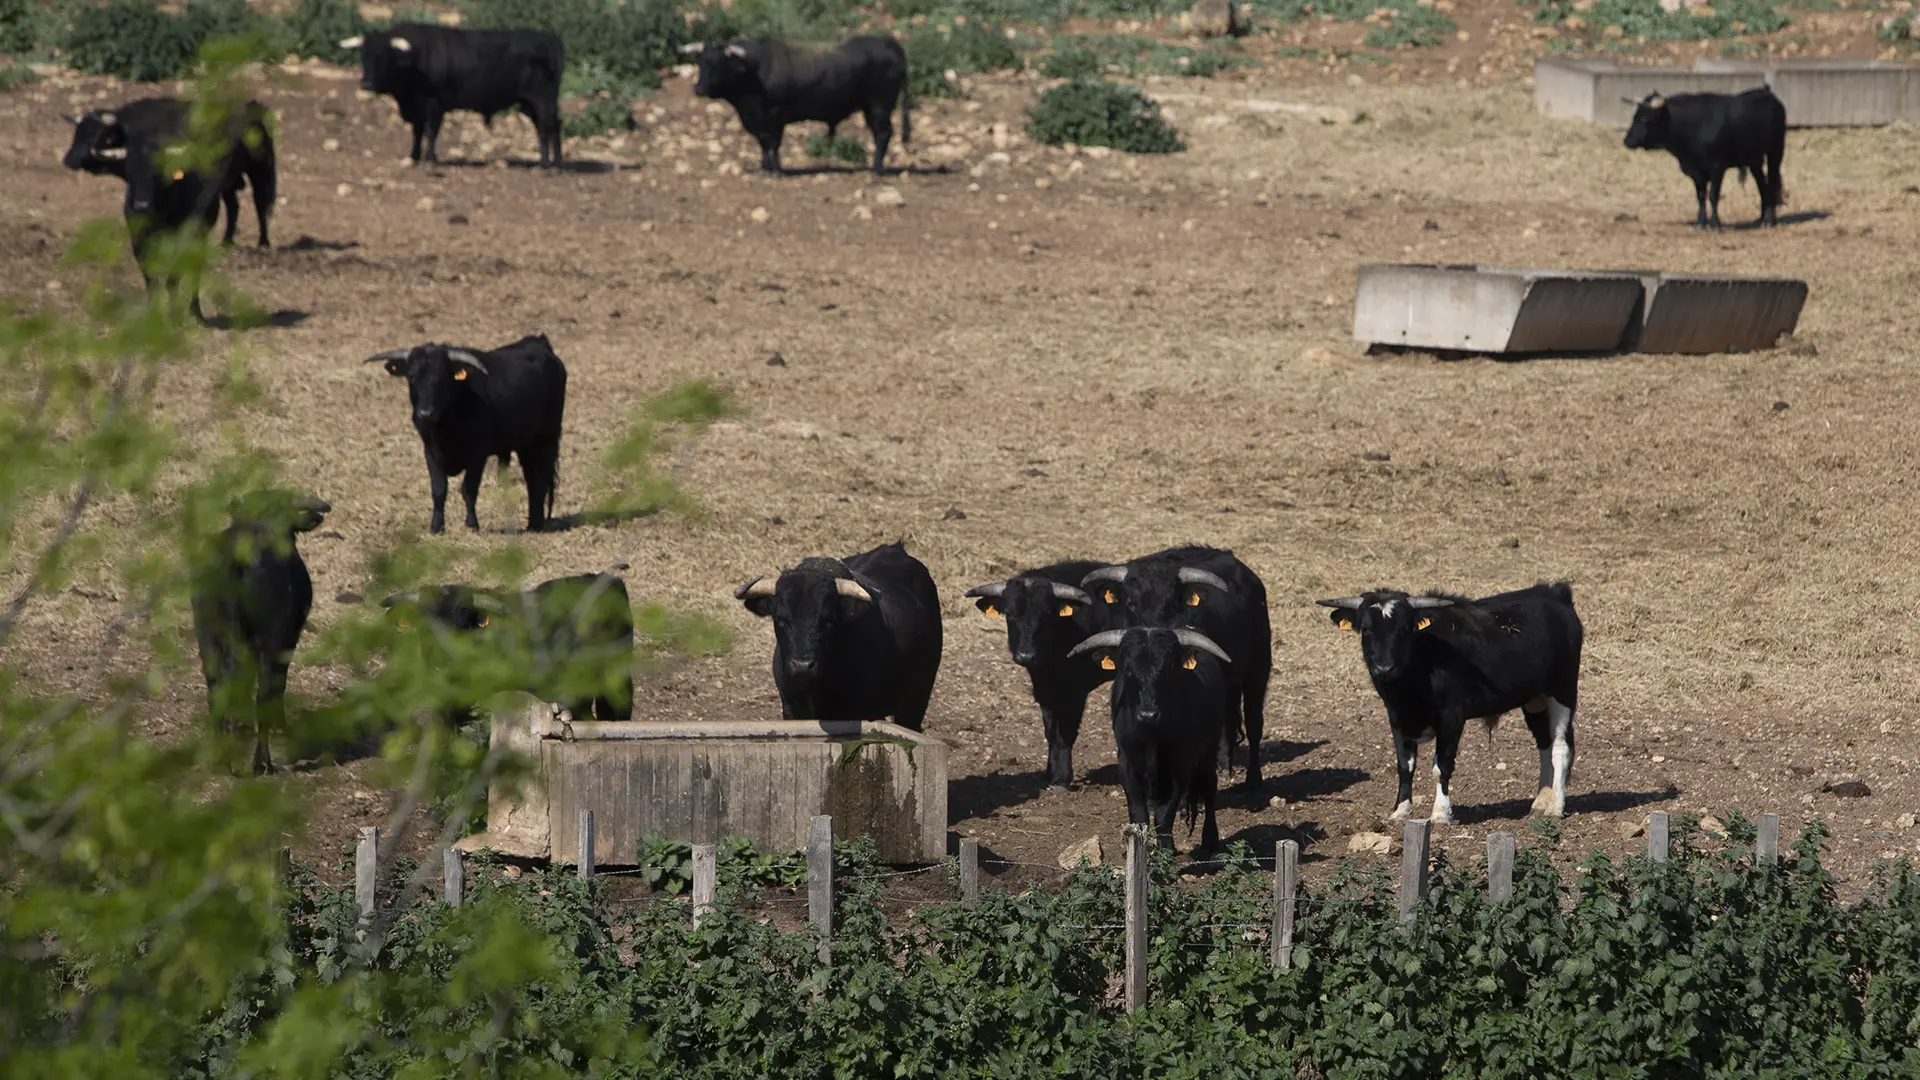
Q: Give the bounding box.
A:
[974,597,1000,618]
[365,347,413,376]
[1328,608,1358,632]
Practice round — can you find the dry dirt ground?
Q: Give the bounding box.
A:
[4,7,1920,893]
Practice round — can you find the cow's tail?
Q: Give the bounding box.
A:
[900,82,912,147]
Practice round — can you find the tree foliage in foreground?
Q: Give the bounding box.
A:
[0,36,730,1080]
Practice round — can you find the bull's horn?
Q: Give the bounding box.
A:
[1314,596,1365,610]
[292,496,331,514]
[964,581,1007,598]
[1406,596,1454,609]
[381,591,418,607]
[447,348,489,375]
[1620,96,1641,105]
[62,114,79,125]
[724,43,747,57]
[1177,568,1230,592]
[1050,582,1094,605]
[391,36,412,52]
[363,347,413,365]
[338,35,364,48]
[470,592,512,615]
[1066,629,1128,658]
[734,577,777,600]
[99,111,117,126]
[676,42,704,54]
[1172,629,1231,665]
[835,578,873,602]
[1080,565,1128,587]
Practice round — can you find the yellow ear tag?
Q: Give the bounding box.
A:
[1187,591,1202,607]
[397,618,410,629]
[477,614,489,627]
[453,368,469,381]
[1103,589,1116,604]
[172,170,185,180]
[1337,617,1353,632]
[1057,603,1073,617]
[1183,655,1198,670]
[1099,655,1116,671]
[1415,617,1431,631]
[983,604,1000,619]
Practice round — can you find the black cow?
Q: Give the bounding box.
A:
[1082,546,1273,787]
[363,335,568,534]
[384,573,634,722]
[190,491,329,774]
[1623,87,1786,229]
[62,97,276,248]
[735,541,941,729]
[341,24,564,167]
[1318,583,1584,824]
[1068,627,1233,852]
[965,560,1112,787]
[686,35,910,174]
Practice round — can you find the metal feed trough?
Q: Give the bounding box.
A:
[1352,263,1806,356]
[1535,55,1920,127]
[459,693,950,865]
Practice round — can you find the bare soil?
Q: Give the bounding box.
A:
[4,2,1919,893]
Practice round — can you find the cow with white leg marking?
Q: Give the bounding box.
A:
[1316,583,1583,823]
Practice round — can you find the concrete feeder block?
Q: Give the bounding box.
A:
[1353,264,1806,357]
[1352,263,1646,354]
[1536,55,1920,127]
[459,693,950,865]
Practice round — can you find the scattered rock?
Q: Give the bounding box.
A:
[749,206,770,223]
[414,196,434,212]
[1269,795,1287,809]
[942,507,966,521]
[1772,400,1790,411]
[1650,754,1666,763]
[334,182,353,197]
[766,352,785,367]
[1348,831,1393,855]
[335,590,364,605]
[874,186,904,207]
[1183,0,1238,37]
[1500,536,1521,549]
[1897,812,1915,830]
[1058,835,1103,869]
[1699,814,1727,837]
[1619,818,1646,840]
[850,204,873,221]
[322,137,340,152]
[991,121,1010,149]
[447,213,468,225]
[1296,346,1348,367]
[1826,779,1873,798]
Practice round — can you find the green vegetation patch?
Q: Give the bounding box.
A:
[1027,76,1184,153]
[1249,0,1458,48]
[1039,33,1251,78]
[1521,0,1791,41]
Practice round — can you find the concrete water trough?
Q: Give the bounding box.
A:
[1535,55,1920,127]
[1352,263,1806,356]
[459,694,950,865]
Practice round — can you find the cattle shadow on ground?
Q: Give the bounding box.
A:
[536,504,668,533]
[948,765,1082,824]
[282,235,362,252]
[1724,209,1830,230]
[775,163,956,178]
[426,158,618,174]
[1216,821,1332,864]
[1246,765,1370,809]
[203,309,310,330]
[1449,784,1679,826]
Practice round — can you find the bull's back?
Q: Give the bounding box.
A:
[846,541,942,664]
[405,25,563,107]
[1672,89,1784,160]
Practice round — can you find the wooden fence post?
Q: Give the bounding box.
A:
[958,837,980,904]
[691,843,717,926]
[1399,819,1430,922]
[1488,832,1516,904]
[1756,813,1780,864]
[1648,811,1670,864]
[355,826,378,919]
[1271,838,1298,972]
[443,847,463,909]
[1123,824,1149,1012]
[577,810,596,879]
[808,815,833,965]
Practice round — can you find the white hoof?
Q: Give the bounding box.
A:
[1429,808,1454,825]
[1389,801,1412,821]
[1530,787,1554,814]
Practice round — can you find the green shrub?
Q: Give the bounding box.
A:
[903,19,1021,99]
[0,0,47,55]
[1361,3,1454,48]
[0,59,33,87]
[284,0,368,65]
[1248,0,1458,47]
[1027,77,1182,153]
[1039,33,1248,78]
[805,130,868,163]
[1520,0,1789,40]
[693,0,860,39]
[60,0,198,80]
[562,92,637,136]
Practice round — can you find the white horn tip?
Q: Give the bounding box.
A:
[338,35,363,48]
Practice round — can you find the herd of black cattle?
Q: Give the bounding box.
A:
[45,20,1805,849]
